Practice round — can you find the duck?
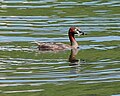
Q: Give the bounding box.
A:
[36,27,86,51]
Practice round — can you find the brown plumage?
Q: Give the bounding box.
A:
[36,42,71,51]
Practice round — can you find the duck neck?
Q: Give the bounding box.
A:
[69,32,78,49]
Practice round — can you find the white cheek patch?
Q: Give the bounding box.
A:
[76,31,82,36]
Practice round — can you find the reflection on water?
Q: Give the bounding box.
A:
[68,49,85,74]
[0,0,120,95]
[69,48,86,65]
[69,49,79,65]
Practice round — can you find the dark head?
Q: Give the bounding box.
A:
[69,27,86,36]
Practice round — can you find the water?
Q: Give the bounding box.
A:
[0,0,120,96]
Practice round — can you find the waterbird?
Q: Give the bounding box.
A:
[36,27,86,51]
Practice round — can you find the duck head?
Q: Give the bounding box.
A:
[69,27,86,36]
[68,27,86,49]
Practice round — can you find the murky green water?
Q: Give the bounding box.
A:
[0,0,120,96]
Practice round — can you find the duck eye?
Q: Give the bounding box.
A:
[75,28,77,32]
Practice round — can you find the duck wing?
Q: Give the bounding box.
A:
[35,42,71,51]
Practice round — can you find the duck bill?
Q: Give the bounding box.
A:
[76,31,85,36]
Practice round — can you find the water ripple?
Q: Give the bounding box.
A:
[0,0,120,95]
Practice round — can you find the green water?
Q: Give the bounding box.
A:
[0,0,120,96]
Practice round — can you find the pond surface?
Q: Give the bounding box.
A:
[0,0,120,96]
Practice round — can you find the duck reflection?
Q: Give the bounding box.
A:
[69,48,86,65]
[68,48,86,74]
[68,48,81,74]
[69,48,80,66]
